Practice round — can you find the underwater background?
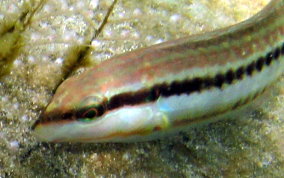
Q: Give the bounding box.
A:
[1,0,284,177]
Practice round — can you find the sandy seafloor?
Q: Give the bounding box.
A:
[1,0,284,177]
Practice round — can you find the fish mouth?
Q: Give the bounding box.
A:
[31,111,46,130]
[31,119,40,130]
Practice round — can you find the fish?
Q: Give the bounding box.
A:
[32,0,284,142]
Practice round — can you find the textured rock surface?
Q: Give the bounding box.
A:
[1,0,284,177]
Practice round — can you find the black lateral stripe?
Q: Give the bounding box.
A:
[76,43,284,120]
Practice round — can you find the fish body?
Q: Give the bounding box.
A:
[33,0,284,142]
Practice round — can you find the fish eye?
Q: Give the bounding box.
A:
[76,96,107,121]
[82,108,98,118]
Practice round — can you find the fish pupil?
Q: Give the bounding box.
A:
[82,108,97,118]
